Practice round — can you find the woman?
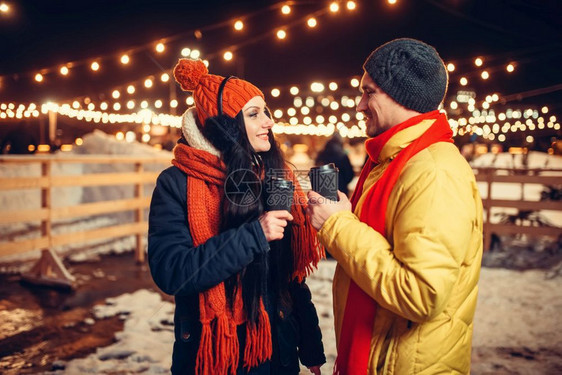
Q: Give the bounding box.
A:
[148,59,326,375]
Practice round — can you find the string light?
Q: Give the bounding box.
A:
[223,51,233,61]
[329,2,339,12]
[506,63,515,73]
[160,73,170,82]
[0,2,10,13]
[290,86,299,95]
[460,77,468,86]
[155,42,165,53]
[144,78,153,88]
[60,66,69,76]
[190,49,201,59]
[180,48,191,57]
[350,78,359,87]
[120,54,130,64]
[481,70,489,80]
[447,63,455,72]
[271,88,280,97]
[127,85,135,94]
[310,82,325,92]
[474,57,483,67]
[281,4,291,15]
[388,0,397,4]
[276,29,287,40]
[91,62,100,71]
[112,90,120,99]
[307,17,317,28]
[34,73,44,82]
[234,20,244,31]
[346,1,356,11]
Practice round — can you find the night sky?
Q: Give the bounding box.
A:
[1,0,561,145]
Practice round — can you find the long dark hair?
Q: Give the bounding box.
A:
[220,110,294,324]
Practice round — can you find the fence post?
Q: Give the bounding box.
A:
[21,159,75,289]
[135,161,144,263]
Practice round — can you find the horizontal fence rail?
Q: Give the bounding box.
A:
[473,167,562,251]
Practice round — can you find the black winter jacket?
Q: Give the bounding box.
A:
[148,166,326,374]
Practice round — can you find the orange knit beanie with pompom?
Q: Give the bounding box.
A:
[173,59,264,126]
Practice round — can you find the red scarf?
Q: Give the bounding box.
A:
[172,143,323,375]
[334,111,453,374]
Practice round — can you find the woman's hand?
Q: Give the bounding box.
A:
[259,210,294,242]
[307,365,322,375]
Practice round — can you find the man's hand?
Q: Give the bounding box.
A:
[259,210,294,242]
[306,190,352,230]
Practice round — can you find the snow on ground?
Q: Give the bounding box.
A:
[45,289,175,374]
[39,260,562,374]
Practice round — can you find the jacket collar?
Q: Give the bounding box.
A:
[378,118,436,162]
[181,107,220,158]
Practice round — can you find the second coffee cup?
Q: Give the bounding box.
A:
[308,163,339,201]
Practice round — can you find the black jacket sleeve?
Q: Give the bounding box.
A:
[291,280,326,367]
[148,166,270,296]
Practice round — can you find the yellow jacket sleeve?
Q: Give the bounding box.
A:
[318,165,475,323]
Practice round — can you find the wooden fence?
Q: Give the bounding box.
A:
[1,156,561,286]
[0,155,170,287]
[474,167,562,251]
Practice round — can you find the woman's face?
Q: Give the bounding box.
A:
[242,96,274,153]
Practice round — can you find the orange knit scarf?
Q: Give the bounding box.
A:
[172,143,323,375]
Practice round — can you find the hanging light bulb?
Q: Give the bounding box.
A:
[60,66,69,76]
[307,17,317,28]
[155,42,165,53]
[120,54,130,64]
[277,29,287,39]
[234,20,244,31]
[281,4,291,14]
[91,61,100,71]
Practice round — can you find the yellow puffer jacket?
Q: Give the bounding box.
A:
[318,119,483,374]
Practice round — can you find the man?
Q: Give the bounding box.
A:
[307,38,483,374]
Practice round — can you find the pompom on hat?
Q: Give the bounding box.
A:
[173,58,264,126]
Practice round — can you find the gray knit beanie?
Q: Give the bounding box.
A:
[363,38,448,113]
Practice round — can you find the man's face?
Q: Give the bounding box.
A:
[356,72,403,138]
